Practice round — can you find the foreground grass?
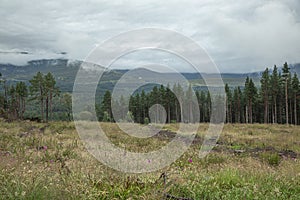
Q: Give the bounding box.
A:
[0,120,300,199]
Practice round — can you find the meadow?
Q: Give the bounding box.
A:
[0,119,300,199]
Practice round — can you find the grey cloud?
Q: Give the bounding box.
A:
[0,0,299,72]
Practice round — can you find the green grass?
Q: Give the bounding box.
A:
[0,120,300,199]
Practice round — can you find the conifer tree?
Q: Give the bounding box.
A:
[270,65,280,123]
[282,62,290,125]
[29,72,45,121]
[260,68,270,123]
[292,73,299,125]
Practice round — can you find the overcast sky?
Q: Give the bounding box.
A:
[0,0,300,73]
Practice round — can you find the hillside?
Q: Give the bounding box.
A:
[1,59,299,94]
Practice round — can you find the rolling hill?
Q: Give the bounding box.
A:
[0,59,299,94]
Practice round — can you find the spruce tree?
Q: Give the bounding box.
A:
[292,73,299,125]
[270,65,279,123]
[260,68,270,123]
[225,83,232,123]
[282,62,290,125]
[29,72,45,121]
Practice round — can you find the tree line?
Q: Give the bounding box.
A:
[225,63,299,125]
[0,72,72,122]
[1,62,300,125]
[98,62,300,125]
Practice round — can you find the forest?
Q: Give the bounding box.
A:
[97,62,300,125]
[0,62,299,125]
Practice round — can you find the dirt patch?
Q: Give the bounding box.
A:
[154,130,176,140]
[278,149,297,159]
[218,145,298,159]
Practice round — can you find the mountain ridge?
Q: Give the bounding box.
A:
[0,59,299,93]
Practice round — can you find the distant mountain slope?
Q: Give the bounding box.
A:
[0,59,299,93]
[0,59,125,93]
[290,63,300,76]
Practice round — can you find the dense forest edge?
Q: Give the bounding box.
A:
[0,62,299,125]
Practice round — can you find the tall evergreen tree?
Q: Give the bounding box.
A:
[29,72,45,121]
[282,62,290,125]
[225,83,232,123]
[292,73,299,125]
[186,84,194,123]
[45,72,60,121]
[260,68,270,123]
[100,90,112,122]
[15,82,28,119]
[233,86,242,123]
[244,77,257,123]
[270,65,280,123]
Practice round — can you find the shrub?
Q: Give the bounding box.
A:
[259,152,281,166]
[144,117,149,125]
[78,111,93,121]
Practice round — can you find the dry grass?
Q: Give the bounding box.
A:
[0,120,300,199]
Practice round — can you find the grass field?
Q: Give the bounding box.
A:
[0,120,300,199]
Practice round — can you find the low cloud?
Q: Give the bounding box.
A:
[0,0,299,72]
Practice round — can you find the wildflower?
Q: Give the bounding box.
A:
[21,191,26,196]
[188,158,193,163]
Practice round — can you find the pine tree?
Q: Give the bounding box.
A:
[173,84,183,122]
[140,90,147,123]
[149,86,159,123]
[61,93,72,121]
[282,62,290,125]
[270,65,280,123]
[292,73,299,125]
[186,84,194,123]
[225,83,232,123]
[29,72,45,122]
[244,77,257,123]
[8,85,18,119]
[15,82,28,119]
[233,87,242,123]
[196,91,201,123]
[44,72,60,121]
[100,90,112,122]
[260,68,270,123]
[119,95,127,121]
[165,85,173,123]
[206,91,211,122]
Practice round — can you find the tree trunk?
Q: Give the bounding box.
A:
[285,79,289,125]
[167,104,170,123]
[245,105,248,124]
[45,96,49,123]
[40,86,44,122]
[175,103,179,122]
[189,101,193,123]
[290,99,292,124]
[226,99,229,123]
[274,98,277,124]
[49,91,52,121]
[279,101,282,124]
[264,95,268,123]
[179,100,183,123]
[249,99,253,124]
[294,96,297,125]
[21,98,26,120]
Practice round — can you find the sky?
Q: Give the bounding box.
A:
[0,0,300,73]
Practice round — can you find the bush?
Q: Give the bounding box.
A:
[78,111,93,121]
[259,152,281,166]
[144,117,149,125]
